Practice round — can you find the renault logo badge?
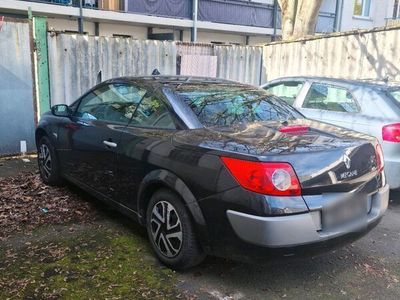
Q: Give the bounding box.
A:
[343,154,351,170]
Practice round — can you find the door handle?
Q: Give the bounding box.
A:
[103,140,117,148]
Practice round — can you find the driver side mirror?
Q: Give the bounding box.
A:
[51,104,71,117]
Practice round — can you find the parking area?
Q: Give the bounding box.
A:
[0,157,399,299]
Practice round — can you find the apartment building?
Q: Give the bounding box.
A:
[336,0,395,30]
[0,0,396,45]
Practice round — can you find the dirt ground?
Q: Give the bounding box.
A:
[0,156,399,299]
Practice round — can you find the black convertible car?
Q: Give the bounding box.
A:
[36,76,389,269]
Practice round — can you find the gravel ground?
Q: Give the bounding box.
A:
[1,156,399,299]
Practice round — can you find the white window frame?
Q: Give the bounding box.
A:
[353,0,372,18]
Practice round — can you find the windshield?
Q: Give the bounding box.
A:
[175,84,303,127]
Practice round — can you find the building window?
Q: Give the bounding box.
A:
[353,0,371,17]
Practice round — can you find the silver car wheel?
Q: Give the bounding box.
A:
[39,144,52,179]
[150,201,183,258]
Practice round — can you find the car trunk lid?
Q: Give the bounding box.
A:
[173,119,381,193]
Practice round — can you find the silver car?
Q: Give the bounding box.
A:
[262,77,400,190]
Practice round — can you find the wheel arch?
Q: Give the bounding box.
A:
[137,169,210,250]
[35,127,48,146]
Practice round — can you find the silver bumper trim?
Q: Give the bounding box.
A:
[227,184,389,248]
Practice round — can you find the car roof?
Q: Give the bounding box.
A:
[268,76,400,90]
[103,75,251,89]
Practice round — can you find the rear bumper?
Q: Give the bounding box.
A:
[384,158,400,189]
[382,140,400,189]
[227,184,389,248]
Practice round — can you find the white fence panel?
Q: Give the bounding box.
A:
[48,33,177,105]
[215,45,263,85]
[263,27,400,82]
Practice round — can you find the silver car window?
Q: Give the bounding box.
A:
[264,81,304,105]
[302,83,359,113]
[388,89,400,103]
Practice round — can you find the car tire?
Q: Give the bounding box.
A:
[146,188,205,270]
[37,136,63,186]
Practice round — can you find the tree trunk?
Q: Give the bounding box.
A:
[277,0,323,40]
[292,0,323,39]
[277,0,297,40]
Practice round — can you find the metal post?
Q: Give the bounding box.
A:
[78,0,84,34]
[191,0,198,42]
[273,0,278,41]
[333,0,340,32]
[33,16,51,115]
[147,27,153,39]
[94,22,99,36]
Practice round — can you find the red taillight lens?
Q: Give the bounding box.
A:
[220,157,301,196]
[279,125,309,134]
[375,143,384,172]
[382,123,400,142]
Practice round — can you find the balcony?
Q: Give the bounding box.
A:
[25,0,125,11]
[198,0,274,28]
[126,0,191,19]
[23,0,335,33]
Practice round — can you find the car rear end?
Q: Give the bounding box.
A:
[171,83,389,260]
[377,87,400,190]
[172,121,389,260]
[224,136,387,250]
[353,85,400,190]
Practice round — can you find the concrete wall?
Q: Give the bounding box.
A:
[0,20,36,155]
[98,23,147,39]
[320,0,337,13]
[46,17,270,45]
[47,18,96,35]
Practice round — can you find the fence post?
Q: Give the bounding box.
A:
[33,16,51,115]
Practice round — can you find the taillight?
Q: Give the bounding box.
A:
[382,123,400,142]
[220,157,301,196]
[279,125,309,134]
[375,143,384,172]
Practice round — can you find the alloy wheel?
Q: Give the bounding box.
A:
[150,201,183,258]
[39,144,52,179]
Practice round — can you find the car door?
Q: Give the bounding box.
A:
[115,89,179,210]
[61,82,147,199]
[298,82,361,130]
[263,81,305,107]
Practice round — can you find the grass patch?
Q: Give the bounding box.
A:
[0,225,181,299]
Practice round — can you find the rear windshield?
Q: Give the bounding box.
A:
[175,84,303,126]
[388,89,400,104]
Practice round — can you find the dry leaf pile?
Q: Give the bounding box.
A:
[0,172,98,240]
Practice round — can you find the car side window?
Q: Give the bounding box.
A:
[302,83,359,113]
[264,82,304,105]
[75,83,147,124]
[130,95,176,129]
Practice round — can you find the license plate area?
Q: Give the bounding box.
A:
[322,195,370,230]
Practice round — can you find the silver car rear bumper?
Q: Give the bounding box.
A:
[227,184,389,248]
[384,158,400,189]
